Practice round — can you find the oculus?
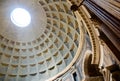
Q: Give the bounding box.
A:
[11,8,31,27]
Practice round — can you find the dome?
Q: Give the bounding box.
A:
[0,0,81,81]
[1,0,119,81]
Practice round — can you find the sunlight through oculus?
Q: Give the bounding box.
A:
[11,8,31,27]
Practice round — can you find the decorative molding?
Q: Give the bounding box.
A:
[76,5,101,65]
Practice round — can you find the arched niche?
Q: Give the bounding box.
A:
[83,50,92,77]
[83,50,103,81]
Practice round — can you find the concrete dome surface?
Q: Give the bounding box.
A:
[0,0,81,81]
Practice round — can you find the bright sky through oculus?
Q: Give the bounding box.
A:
[11,8,31,27]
